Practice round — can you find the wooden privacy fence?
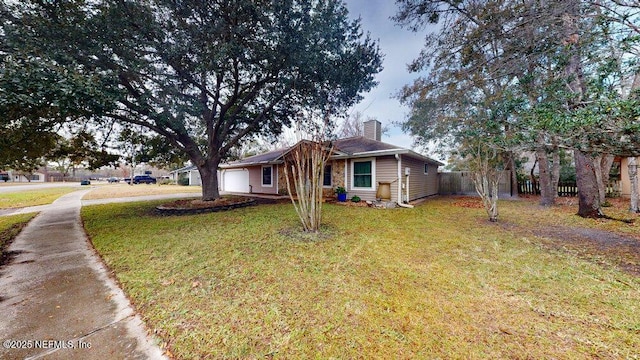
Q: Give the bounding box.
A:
[438,171,513,196]
[517,180,622,197]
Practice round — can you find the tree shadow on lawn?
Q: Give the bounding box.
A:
[450,196,640,277]
[533,226,640,277]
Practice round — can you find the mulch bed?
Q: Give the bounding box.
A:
[452,197,485,209]
[155,196,258,215]
[331,200,369,207]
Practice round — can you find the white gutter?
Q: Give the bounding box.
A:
[349,149,444,166]
[352,149,406,156]
[406,169,411,205]
[395,154,402,202]
[220,160,284,168]
[344,159,348,191]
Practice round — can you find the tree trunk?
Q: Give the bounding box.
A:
[505,152,518,198]
[551,147,560,196]
[596,154,614,205]
[198,157,221,201]
[536,141,556,206]
[575,150,602,218]
[284,141,333,232]
[629,157,639,213]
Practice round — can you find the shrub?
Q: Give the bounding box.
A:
[351,195,361,203]
[177,175,190,186]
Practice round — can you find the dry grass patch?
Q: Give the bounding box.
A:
[82,183,202,200]
[0,187,79,209]
[82,198,640,359]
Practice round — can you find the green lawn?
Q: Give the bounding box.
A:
[82,198,640,359]
[0,187,79,209]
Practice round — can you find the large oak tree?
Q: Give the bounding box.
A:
[1,0,382,200]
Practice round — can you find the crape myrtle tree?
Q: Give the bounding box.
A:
[283,137,334,232]
[395,0,640,218]
[3,0,382,201]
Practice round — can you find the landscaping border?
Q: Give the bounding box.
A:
[155,198,257,216]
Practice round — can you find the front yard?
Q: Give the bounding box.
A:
[0,187,79,209]
[82,183,203,200]
[81,197,640,359]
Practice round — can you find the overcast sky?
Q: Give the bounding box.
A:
[343,0,433,154]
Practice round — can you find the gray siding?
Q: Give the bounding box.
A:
[346,155,399,202]
[248,165,279,194]
[401,155,439,201]
[189,170,202,186]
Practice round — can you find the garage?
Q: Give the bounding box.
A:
[222,168,250,193]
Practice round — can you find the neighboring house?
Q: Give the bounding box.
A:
[169,164,204,186]
[616,156,639,198]
[0,169,48,183]
[219,120,443,204]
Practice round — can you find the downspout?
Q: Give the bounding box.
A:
[406,169,410,203]
[344,160,348,191]
[395,154,414,208]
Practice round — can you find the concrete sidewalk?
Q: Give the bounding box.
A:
[0,192,199,217]
[0,190,167,359]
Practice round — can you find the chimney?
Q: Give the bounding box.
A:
[363,120,381,141]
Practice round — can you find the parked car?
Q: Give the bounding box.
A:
[133,175,157,184]
[107,177,120,183]
[80,179,91,185]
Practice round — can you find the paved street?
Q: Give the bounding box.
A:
[0,182,86,194]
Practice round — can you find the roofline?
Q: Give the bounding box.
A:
[220,160,284,168]
[335,148,444,165]
[169,165,197,173]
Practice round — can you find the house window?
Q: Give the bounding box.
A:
[424,163,429,174]
[352,159,375,189]
[262,165,273,187]
[323,165,332,187]
[29,174,40,181]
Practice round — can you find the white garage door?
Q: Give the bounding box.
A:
[222,169,250,193]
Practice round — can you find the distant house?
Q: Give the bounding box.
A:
[0,169,48,183]
[615,156,639,198]
[168,164,203,186]
[219,120,443,204]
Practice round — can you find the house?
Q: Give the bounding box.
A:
[168,164,203,186]
[0,169,48,182]
[219,120,443,204]
[616,156,639,198]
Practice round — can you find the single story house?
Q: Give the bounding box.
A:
[0,169,49,182]
[616,156,639,198]
[169,164,203,186]
[219,120,443,204]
